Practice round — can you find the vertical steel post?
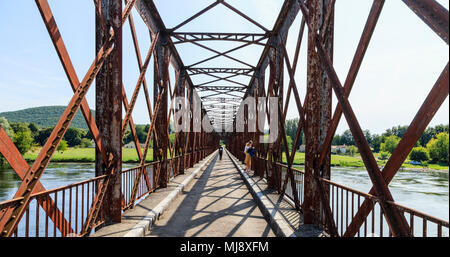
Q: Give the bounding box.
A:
[175,69,186,174]
[188,85,194,168]
[153,33,169,188]
[303,0,334,225]
[95,0,122,224]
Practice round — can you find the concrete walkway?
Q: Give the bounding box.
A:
[146,152,275,237]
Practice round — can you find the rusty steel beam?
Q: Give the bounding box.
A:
[303,0,334,227]
[195,86,247,92]
[402,0,449,44]
[94,0,123,225]
[187,67,254,76]
[195,73,249,88]
[201,97,242,102]
[175,69,187,174]
[153,39,170,188]
[171,32,267,46]
[220,1,269,32]
[170,1,221,31]
[186,39,260,68]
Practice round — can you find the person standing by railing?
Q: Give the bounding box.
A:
[244,140,254,173]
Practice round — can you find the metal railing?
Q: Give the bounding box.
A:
[320,178,449,237]
[0,149,213,237]
[246,155,448,237]
[0,175,107,237]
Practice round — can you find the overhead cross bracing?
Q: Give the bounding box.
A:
[151,0,281,131]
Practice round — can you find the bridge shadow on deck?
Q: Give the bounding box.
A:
[146,153,275,237]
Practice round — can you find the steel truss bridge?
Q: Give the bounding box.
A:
[0,0,448,237]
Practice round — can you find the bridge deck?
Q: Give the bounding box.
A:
[146,152,274,237]
[93,150,324,237]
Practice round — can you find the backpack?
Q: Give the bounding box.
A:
[248,147,255,157]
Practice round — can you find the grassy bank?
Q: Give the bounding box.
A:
[21,147,448,171]
[24,147,153,163]
[281,152,449,171]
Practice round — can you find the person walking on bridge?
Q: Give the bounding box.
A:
[219,146,223,160]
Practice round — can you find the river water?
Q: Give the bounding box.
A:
[0,163,448,237]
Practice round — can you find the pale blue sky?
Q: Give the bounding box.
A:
[0,1,448,135]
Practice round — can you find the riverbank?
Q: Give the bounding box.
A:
[282,152,449,172]
[23,147,153,163]
[12,147,449,172]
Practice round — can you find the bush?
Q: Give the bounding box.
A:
[13,129,33,154]
[80,138,92,148]
[380,135,400,154]
[0,117,14,166]
[379,151,390,160]
[57,140,68,153]
[347,145,357,156]
[426,132,449,164]
[63,128,83,147]
[409,147,429,163]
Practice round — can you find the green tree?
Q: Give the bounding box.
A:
[426,132,449,164]
[341,130,355,146]
[409,147,429,163]
[419,124,449,147]
[13,129,33,154]
[84,130,94,140]
[123,131,133,145]
[285,118,305,149]
[363,130,373,146]
[332,134,342,145]
[28,122,39,134]
[63,127,83,147]
[0,117,15,166]
[10,122,30,134]
[379,151,390,160]
[0,117,14,138]
[57,140,68,153]
[370,134,383,153]
[347,145,357,156]
[380,135,400,154]
[138,125,148,143]
[285,118,297,139]
[383,125,408,139]
[35,127,53,146]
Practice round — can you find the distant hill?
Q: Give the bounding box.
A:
[0,106,95,130]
